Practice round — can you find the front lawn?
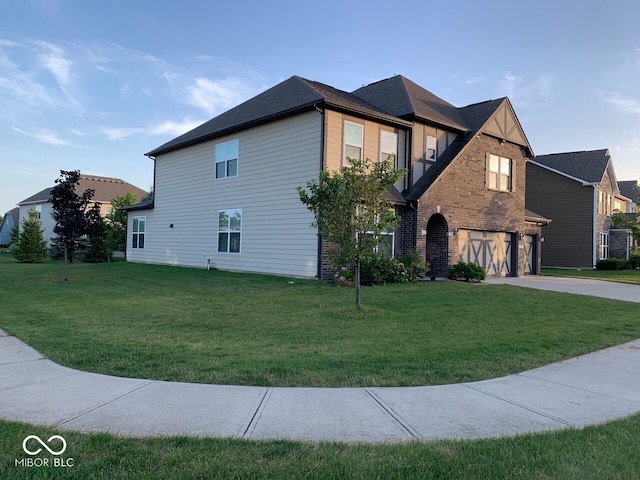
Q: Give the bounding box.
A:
[542,267,640,285]
[1,255,639,387]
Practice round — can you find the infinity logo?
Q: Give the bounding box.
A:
[22,435,67,456]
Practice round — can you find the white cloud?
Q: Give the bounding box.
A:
[186,77,255,115]
[102,118,203,141]
[499,71,554,107]
[602,92,640,114]
[13,126,72,146]
[35,41,72,87]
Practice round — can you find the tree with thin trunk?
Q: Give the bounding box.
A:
[298,157,405,310]
[50,170,95,280]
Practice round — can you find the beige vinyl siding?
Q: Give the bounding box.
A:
[411,123,458,185]
[525,163,594,268]
[127,110,321,277]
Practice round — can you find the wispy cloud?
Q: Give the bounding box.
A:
[102,118,203,141]
[601,92,640,114]
[12,126,72,146]
[499,71,554,107]
[186,77,257,115]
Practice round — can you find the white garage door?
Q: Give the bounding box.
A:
[458,230,513,277]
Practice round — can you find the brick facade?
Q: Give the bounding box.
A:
[409,134,531,277]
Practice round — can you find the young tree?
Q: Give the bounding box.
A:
[50,170,95,279]
[106,192,138,253]
[298,157,405,309]
[11,209,48,263]
[84,202,110,262]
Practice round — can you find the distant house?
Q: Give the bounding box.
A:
[0,207,19,247]
[526,149,633,267]
[127,75,548,278]
[17,175,147,246]
[617,180,638,213]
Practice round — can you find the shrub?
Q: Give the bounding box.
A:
[448,261,486,282]
[334,266,355,286]
[361,254,408,284]
[397,251,430,281]
[596,258,628,270]
[629,250,640,269]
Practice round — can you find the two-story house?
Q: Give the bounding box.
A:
[128,75,546,278]
[17,175,147,246]
[526,149,631,268]
[0,207,19,247]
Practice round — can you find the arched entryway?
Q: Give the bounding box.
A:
[426,214,449,277]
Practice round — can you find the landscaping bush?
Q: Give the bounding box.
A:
[333,266,355,286]
[397,251,430,281]
[361,253,408,284]
[596,258,628,270]
[448,261,486,282]
[628,250,640,270]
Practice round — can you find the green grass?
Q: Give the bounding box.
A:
[1,254,640,387]
[542,267,640,285]
[2,416,640,479]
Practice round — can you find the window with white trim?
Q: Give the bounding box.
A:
[425,135,437,162]
[380,130,397,164]
[344,121,363,165]
[599,232,609,259]
[132,216,146,249]
[487,154,513,192]
[218,209,242,253]
[215,139,239,179]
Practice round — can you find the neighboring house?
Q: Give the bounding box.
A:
[0,207,19,246]
[17,175,147,246]
[526,149,630,267]
[617,180,638,213]
[127,75,548,278]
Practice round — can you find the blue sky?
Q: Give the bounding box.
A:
[1,0,639,215]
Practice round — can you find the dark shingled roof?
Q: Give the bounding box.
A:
[146,76,409,157]
[18,175,147,205]
[532,149,611,184]
[618,180,638,202]
[352,75,470,132]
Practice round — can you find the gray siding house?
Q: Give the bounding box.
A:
[526,149,629,268]
[129,75,548,278]
[0,207,19,247]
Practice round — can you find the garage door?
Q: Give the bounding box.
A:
[458,230,513,277]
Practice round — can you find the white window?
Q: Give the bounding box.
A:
[132,216,146,249]
[215,139,239,179]
[218,209,242,253]
[35,205,42,219]
[344,121,363,165]
[599,232,609,259]
[380,131,398,164]
[487,154,513,192]
[425,135,437,162]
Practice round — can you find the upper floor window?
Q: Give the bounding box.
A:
[132,216,146,249]
[215,139,239,179]
[487,154,513,192]
[425,135,437,162]
[344,121,363,165]
[218,209,242,253]
[35,205,42,219]
[380,131,398,164]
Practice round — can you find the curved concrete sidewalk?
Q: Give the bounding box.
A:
[2,277,640,443]
[2,327,640,443]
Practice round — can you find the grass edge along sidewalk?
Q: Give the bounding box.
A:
[1,256,639,387]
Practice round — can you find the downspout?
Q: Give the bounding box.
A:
[593,186,598,268]
[315,104,325,280]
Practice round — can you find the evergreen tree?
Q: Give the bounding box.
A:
[12,209,48,263]
[84,202,110,262]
